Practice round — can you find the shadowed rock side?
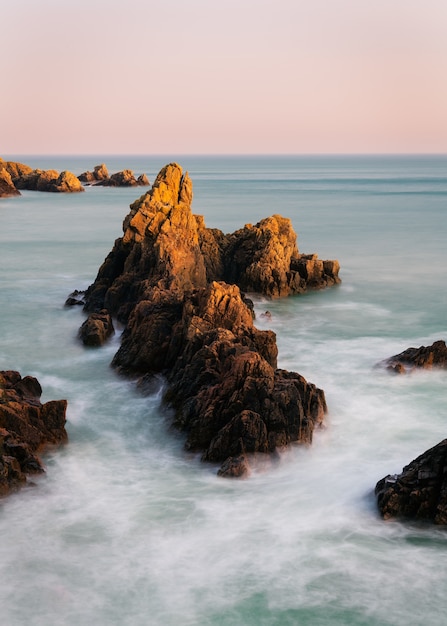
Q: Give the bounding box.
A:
[78,162,338,476]
[376,439,447,524]
[0,371,67,495]
[383,340,447,374]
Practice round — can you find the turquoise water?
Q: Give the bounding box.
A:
[1,155,447,625]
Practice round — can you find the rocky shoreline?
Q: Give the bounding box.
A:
[72,162,340,477]
[0,371,67,496]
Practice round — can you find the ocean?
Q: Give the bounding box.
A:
[1,155,446,625]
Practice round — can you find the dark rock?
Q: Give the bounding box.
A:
[217,454,251,478]
[79,310,114,346]
[376,439,447,524]
[0,370,67,496]
[383,340,447,374]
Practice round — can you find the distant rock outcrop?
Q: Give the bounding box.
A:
[75,162,340,476]
[0,168,20,198]
[376,439,447,524]
[1,159,84,193]
[383,340,447,374]
[78,164,150,188]
[95,169,150,187]
[0,370,67,496]
[15,169,84,193]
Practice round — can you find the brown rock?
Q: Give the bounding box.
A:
[78,163,109,183]
[79,310,114,346]
[0,370,67,496]
[74,163,336,476]
[376,439,447,524]
[0,160,33,181]
[0,169,20,198]
[383,340,447,374]
[15,168,85,193]
[96,169,143,187]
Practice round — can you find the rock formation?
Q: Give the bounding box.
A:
[0,370,67,496]
[0,168,20,198]
[95,169,150,187]
[375,439,447,524]
[15,169,84,193]
[76,162,340,476]
[79,310,114,346]
[78,164,150,187]
[383,340,447,374]
[78,163,109,184]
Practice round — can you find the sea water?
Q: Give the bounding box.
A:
[0,155,446,625]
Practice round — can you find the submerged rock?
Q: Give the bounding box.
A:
[383,340,447,374]
[0,370,67,496]
[376,439,447,524]
[75,162,338,476]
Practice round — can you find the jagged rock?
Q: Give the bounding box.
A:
[78,163,109,183]
[65,290,86,306]
[112,281,326,476]
[222,217,339,296]
[79,310,114,346]
[95,169,150,187]
[0,159,33,181]
[75,162,337,476]
[375,439,447,524]
[383,340,447,374]
[0,370,67,496]
[0,169,20,198]
[15,168,84,193]
[83,163,340,322]
[52,171,84,193]
[137,173,150,186]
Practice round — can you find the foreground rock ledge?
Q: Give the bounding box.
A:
[376,439,447,524]
[76,162,340,477]
[0,371,67,496]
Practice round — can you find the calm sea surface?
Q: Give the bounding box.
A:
[1,155,447,625]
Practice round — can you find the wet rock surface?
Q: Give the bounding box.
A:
[383,340,447,374]
[0,371,67,496]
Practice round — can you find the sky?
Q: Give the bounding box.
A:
[3,0,447,155]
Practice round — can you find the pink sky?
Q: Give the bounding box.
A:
[3,0,447,154]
